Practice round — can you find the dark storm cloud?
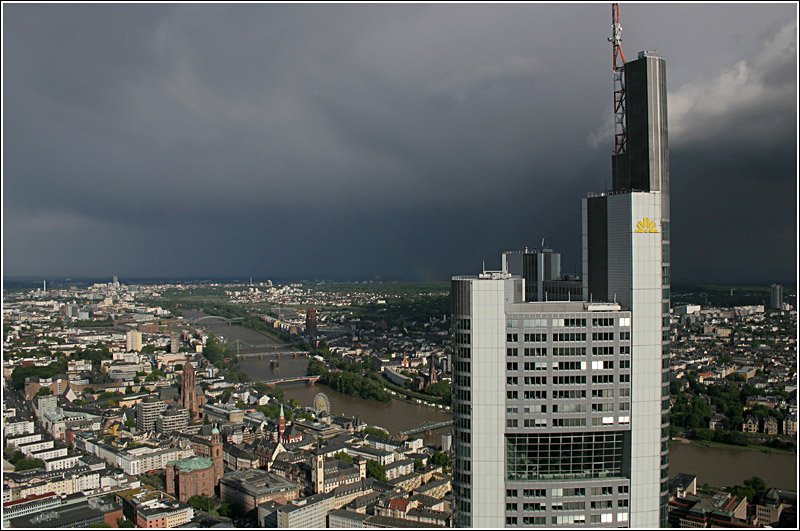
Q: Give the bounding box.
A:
[3,4,797,282]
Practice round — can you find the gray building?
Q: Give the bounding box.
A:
[451,50,670,528]
[502,247,574,302]
[276,492,335,528]
[136,396,167,433]
[770,284,784,310]
[156,407,190,434]
[451,276,633,527]
[219,469,300,513]
[583,50,670,528]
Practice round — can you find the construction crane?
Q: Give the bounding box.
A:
[608,3,627,155]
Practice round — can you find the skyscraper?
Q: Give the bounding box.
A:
[306,308,318,337]
[452,273,633,527]
[125,330,143,352]
[503,246,583,302]
[583,50,670,527]
[451,47,670,528]
[770,284,784,310]
[502,247,560,302]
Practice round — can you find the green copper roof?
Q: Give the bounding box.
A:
[168,456,214,472]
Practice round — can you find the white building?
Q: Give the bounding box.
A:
[125,330,143,352]
[451,50,670,529]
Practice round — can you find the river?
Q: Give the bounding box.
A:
[239,357,310,383]
[224,315,795,487]
[239,356,452,444]
[180,309,285,352]
[669,440,796,490]
[278,382,453,445]
[240,353,797,481]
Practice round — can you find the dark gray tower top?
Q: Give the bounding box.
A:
[612,51,670,218]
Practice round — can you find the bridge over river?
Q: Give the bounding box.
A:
[260,375,320,386]
[399,420,454,437]
[234,351,308,359]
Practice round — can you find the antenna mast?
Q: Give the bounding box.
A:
[609,3,627,155]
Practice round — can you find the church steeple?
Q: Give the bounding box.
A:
[278,404,286,443]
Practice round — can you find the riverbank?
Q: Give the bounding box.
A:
[671,437,796,456]
[277,381,451,443]
[382,386,451,412]
[381,379,451,411]
[669,440,796,490]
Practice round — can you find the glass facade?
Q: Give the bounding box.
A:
[506,432,624,480]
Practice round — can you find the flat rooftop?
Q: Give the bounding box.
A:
[507,301,623,313]
[219,469,298,497]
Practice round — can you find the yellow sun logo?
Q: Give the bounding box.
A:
[634,217,659,233]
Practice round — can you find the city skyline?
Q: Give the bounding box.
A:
[4,3,797,283]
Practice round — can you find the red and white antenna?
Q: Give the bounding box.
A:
[608,3,627,155]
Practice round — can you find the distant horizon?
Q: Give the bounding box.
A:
[2,274,796,289]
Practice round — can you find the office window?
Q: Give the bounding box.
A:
[524,333,547,342]
[553,347,586,356]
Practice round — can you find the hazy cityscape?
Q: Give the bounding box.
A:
[3,2,798,530]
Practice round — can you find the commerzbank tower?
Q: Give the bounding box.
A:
[451,4,670,528]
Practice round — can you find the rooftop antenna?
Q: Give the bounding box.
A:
[482,260,486,274]
[609,3,627,158]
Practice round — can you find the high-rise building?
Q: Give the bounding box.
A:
[502,247,564,302]
[170,333,181,354]
[305,308,318,337]
[125,330,142,353]
[136,396,167,433]
[451,48,670,528]
[584,50,670,527]
[451,273,633,527]
[157,407,190,434]
[770,284,784,310]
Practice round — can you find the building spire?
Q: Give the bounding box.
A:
[278,403,286,443]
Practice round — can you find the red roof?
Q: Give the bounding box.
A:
[388,498,410,511]
[3,492,58,507]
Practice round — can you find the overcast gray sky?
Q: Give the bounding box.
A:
[3,3,797,283]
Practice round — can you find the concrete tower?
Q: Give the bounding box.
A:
[583,50,670,528]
